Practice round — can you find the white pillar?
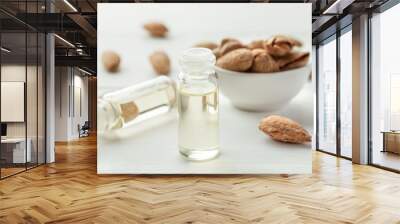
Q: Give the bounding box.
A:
[46,33,55,163]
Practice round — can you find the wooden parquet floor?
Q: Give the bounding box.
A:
[1,135,400,224]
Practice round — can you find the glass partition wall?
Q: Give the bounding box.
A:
[316,26,352,159]
[370,3,400,172]
[317,35,337,155]
[0,31,27,177]
[0,3,46,179]
[316,0,400,172]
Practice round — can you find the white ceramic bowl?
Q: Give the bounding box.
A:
[215,64,311,112]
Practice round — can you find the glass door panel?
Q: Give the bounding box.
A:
[0,1,46,179]
[27,31,38,169]
[318,37,337,154]
[1,31,27,177]
[340,29,352,158]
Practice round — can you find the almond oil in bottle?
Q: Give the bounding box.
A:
[178,48,219,161]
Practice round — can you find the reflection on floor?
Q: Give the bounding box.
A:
[373,150,400,170]
[0,162,42,178]
[0,167,25,178]
[0,135,400,223]
[341,147,352,158]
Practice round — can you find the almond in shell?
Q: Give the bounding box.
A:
[250,50,280,73]
[264,35,302,57]
[216,48,253,72]
[212,47,222,59]
[102,51,120,73]
[276,52,309,70]
[220,38,240,47]
[219,41,245,55]
[248,40,264,49]
[143,22,168,38]
[194,41,218,50]
[149,51,170,75]
[259,115,311,144]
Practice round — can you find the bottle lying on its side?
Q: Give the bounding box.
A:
[98,76,176,139]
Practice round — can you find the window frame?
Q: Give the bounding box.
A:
[315,24,353,161]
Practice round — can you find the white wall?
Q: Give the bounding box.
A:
[1,66,26,139]
[1,65,40,137]
[54,67,89,141]
[55,66,69,141]
[71,73,89,138]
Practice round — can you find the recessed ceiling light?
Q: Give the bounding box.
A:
[63,0,78,12]
[1,47,11,53]
[323,0,354,15]
[54,34,75,48]
[78,67,93,76]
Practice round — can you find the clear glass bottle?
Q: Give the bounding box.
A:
[98,76,176,138]
[178,48,219,161]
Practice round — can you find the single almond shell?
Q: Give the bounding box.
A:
[263,35,302,57]
[212,47,222,59]
[259,115,311,144]
[143,22,168,37]
[282,53,310,70]
[219,41,245,56]
[102,51,120,73]
[248,40,264,49]
[272,35,302,47]
[220,38,240,47]
[216,48,253,72]
[194,41,218,50]
[250,52,280,73]
[264,41,292,57]
[251,48,267,57]
[149,51,170,75]
[276,52,310,70]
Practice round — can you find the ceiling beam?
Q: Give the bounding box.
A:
[55,55,96,69]
[322,0,355,14]
[67,13,97,45]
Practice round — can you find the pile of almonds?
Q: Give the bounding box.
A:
[202,36,309,73]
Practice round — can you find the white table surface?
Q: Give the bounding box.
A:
[1,138,26,143]
[97,3,312,174]
[1,137,32,163]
